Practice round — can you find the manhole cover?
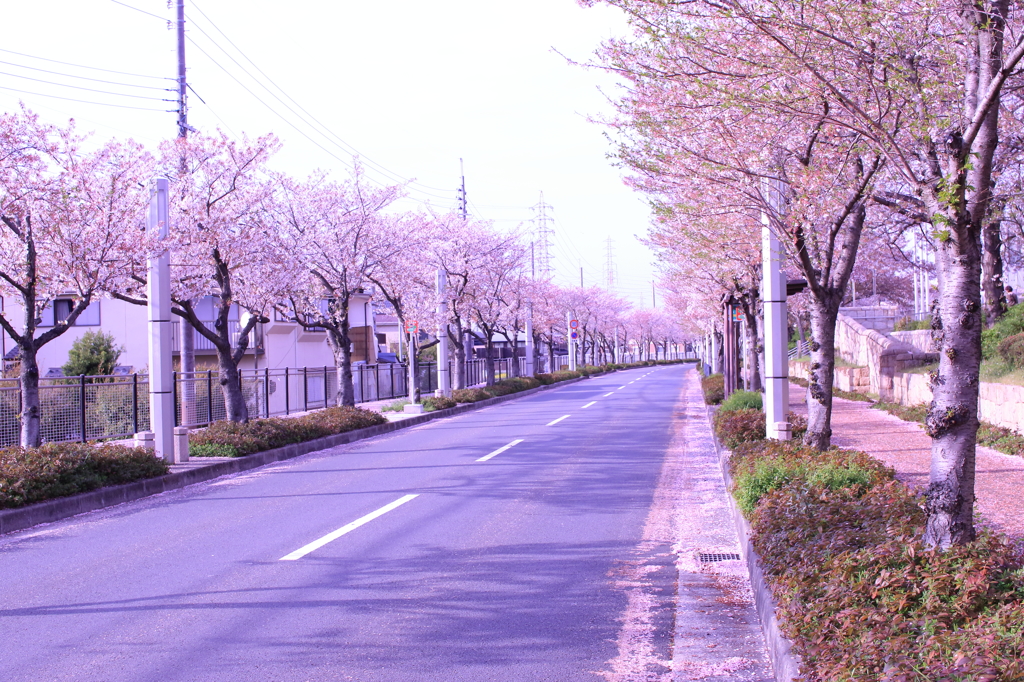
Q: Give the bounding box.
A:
[699,552,741,562]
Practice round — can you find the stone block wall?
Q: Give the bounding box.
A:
[834,313,937,401]
[890,330,935,354]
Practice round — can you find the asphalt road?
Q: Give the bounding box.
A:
[0,365,689,682]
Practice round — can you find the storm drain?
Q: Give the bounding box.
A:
[699,552,741,563]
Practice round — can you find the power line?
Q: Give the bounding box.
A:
[0,85,175,112]
[0,70,176,101]
[0,48,172,81]
[110,0,169,23]
[185,2,453,200]
[0,59,174,91]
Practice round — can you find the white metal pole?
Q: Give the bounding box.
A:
[762,177,791,441]
[567,312,577,371]
[525,308,535,377]
[436,268,451,396]
[147,178,177,461]
[407,329,417,403]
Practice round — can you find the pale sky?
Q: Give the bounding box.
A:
[0,0,662,308]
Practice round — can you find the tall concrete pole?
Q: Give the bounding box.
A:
[567,312,577,371]
[525,313,535,377]
[148,178,177,461]
[436,268,451,396]
[762,177,791,441]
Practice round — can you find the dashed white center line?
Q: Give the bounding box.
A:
[582,401,596,409]
[477,439,524,462]
[618,386,626,390]
[604,392,614,397]
[280,494,419,561]
[547,415,571,426]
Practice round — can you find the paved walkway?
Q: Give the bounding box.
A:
[788,384,1024,541]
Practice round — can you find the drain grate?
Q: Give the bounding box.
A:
[699,552,741,563]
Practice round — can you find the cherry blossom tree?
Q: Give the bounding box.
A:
[0,109,151,446]
[278,169,402,406]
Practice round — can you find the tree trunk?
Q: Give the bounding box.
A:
[804,299,840,450]
[922,235,981,549]
[485,337,495,386]
[327,328,355,407]
[217,348,248,423]
[451,329,467,389]
[19,342,41,447]
[982,219,1006,327]
[742,309,762,392]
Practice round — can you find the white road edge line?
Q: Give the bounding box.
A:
[604,392,614,397]
[280,494,419,561]
[546,415,571,426]
[582,401,597,409]
[477,438,524,462]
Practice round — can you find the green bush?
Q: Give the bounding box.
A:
[422,395,456,411]
[536,370,582,385]
[700,373,725,404]
[894,315,931,331]
[982,302,1024,359]
[189,406,386,457]
[0,442,168,509]
[875,400,1024,459]
[719,390,763,412]
[713,407,765,448]
[62,330,124,379]
[733,439,1024,680]
[452,387,490,403]
[997,332,1024,369]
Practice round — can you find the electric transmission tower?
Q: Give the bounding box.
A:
[456,158,468,220]
[604,237,617,290]
[531,192,555,279]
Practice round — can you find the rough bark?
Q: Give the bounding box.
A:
[18,343,40,448]
[326,325,355,407]
[804,299,840,450]
[981,219,1006,326]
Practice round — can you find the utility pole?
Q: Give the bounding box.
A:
[652,280,656,308]
[175,0,197,422]
[531,192,554,279]
[456,159,468,220]
[148,178,176,461]
[526,242,535,377]
[762,177,791,441]
[580,266,583,289]
[436,268,451,397]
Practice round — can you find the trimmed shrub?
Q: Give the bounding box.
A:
[700,373,725,404]
[982,301,1024,359]
[190,406,386,457]
[713,407,765,448]
[62,330,124,379]
[422,395,457,411]
[0,442,168,509]
[452,388,490,403]
[733,440,1024,681]
[719,389,763,412]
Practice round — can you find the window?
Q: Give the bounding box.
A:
[39,299,100,327]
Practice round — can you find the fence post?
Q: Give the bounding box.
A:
[172,371,178,427]
[264,368,270,418]
[303,366,308,412]
[324,366,329,407]
[79,374,87,443]
[207,370,213,425]
[132,373,139,434]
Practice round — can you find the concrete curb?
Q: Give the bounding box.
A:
[0,374,593,537]
[705,404,801,682]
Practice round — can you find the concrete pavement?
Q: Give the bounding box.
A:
[0,365,771,681]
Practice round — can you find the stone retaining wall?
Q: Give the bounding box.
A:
[890,330,935,354]
[834,314,936,400]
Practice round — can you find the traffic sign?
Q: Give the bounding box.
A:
[570,331,579,340]
[731,308,743,323]
[405,320,419,334]
[569,319,579,329]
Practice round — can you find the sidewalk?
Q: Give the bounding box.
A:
[788,384,1024,541]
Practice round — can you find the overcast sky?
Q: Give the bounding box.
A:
[1,0,662,308]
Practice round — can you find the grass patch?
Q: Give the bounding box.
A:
[381,399,409,412]
[719,390,762,412]
[874,401,1024,458]
[0,443,169,509]
[789,375,873,402]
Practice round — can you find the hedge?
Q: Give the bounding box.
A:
[730,440,1024,680]
[0,442,169,509]
[190,406,387,458]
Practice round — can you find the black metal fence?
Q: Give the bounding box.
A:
[0,357,516,446]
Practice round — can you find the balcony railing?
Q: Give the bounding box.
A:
[171,320,263,353]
